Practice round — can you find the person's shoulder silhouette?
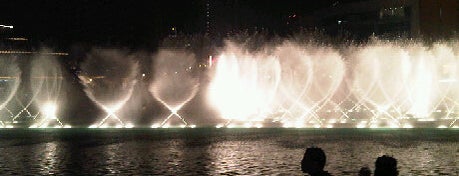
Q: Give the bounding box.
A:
[358,166,371,176]
[301,147,332,176]
[374,155,398,176]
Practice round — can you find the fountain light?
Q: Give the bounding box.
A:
[402,124,413,128]
[88,125,98,128]
[369,124,379,128]
[329,119,337,123]
[388,123,400,128]
[294,123,305,128]
[125,123,134,128]
[437,125,447,128]
[150,124,160,128]
[243,122,252,128]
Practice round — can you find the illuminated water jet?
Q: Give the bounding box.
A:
[150,50,199,127]
[29,54,67,128]
[0,57,21,127]
[206,41,459,128]
[208,43,281,127]
[80,49,138,128]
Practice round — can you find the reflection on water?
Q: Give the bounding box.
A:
[38,142,58,175]
[0,129,457,175]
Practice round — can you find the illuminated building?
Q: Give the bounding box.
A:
[313,0,459,39]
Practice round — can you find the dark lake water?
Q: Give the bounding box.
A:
[0,129,457,175]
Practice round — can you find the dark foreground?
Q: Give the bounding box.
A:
[0,128,457,175]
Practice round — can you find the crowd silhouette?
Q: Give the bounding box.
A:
[301,147,399,176]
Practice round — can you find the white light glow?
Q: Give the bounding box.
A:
[0,24,13,29]
[255,124,263,128]
[437,125,447,128]
[42,103,57,119]
[150,124,160,128]
[356,124,366,128]
[89,125,98,128]
[402,124,413,128]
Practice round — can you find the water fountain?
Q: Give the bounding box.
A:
[207,40,459,128]
[29,54,68,128]
[275,43,345,128]
[0,57,21,128]
[208,43,281,128]
[0,40,457,128]
[79,49,138,128]
[150,49,199,128]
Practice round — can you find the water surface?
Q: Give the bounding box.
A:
[0,129,457,175]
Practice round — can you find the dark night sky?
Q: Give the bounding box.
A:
[0,0,336,47]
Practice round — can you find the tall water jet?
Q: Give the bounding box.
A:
[275,43,345,128]
[79,49,138,128]
[150,49,199,128]
[351,44,410,127]
[208,43,281,127]
[0,57,21,127]
[432,43,459,127]
[29,53,67,128]
[401,45,442,120]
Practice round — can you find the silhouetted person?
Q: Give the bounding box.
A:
[374,155,398,176]
[301,147,332,176]
[358,166,371,176]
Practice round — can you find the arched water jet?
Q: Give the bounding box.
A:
[275,43,345,128]
[434,43,459,127]
[150,50,199,128]
[29,54,68,128]
[0,57,21,128]
[274,43,314,127]
[352,44,409,128]
[79,49,138,128]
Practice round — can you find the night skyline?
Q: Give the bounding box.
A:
[0,0,336,47]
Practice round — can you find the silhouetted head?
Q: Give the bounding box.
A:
[358,166,371,176]
[374,155,398,176]
[301,147,327,175]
